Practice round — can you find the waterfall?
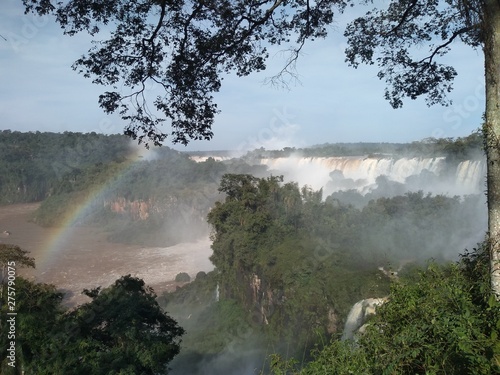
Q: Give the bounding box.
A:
[191,153,486,197]
[258,156,485,196]
[341,300,366,341]
[215,282,219,302]
[455,160,486,194]
[341,298,387,341]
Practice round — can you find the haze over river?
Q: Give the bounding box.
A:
[0,203,214,306]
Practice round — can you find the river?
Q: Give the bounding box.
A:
[0,203,214,306]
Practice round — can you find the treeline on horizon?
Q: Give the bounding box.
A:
[0,129,484,206]
[0,130,486,247]
[0,130,268,245]
[189,131,484,160]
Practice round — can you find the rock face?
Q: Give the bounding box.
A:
[248,273,280,325]
[104,196,208,224]
[241,272,340,334]
[107,197,153,220]
[341,297,388,341]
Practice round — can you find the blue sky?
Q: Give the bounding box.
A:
[1,1,485,151]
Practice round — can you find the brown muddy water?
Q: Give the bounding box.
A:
[0,203,214,306]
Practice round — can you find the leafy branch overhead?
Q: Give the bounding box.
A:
[22,0,483,145]
[22,0,338,146]
[344,0,482,108]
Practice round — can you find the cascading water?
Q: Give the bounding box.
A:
[258,156,485,197]
[341,298,387,341]
[189,153,487,196]
[455,160,486,194]
[341,300,366,341]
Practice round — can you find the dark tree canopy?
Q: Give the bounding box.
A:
[344,0,482,109]
[0,244,35,288]
[1,275,185,374]
[21,0,483,146]
[70,275,185,374]
[22,0,344,146]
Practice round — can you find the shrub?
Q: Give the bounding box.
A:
[195,271,207,280]
[175,272,191,282]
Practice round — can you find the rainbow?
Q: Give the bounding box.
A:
[37,148,147,270]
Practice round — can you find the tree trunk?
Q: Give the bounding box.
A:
[483,0,500,298]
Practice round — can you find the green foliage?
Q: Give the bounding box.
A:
[0,275,184,375]
[9,131,229,246]
[65,275,185,375]
[208,174,391,349]
[0,244,35,312]
[0,278,65,375]
[270,244,500,375]
[206,173,487,365]
[175,272,191,283]
[0,131,129,205]
[195,271,207,280]
[0,244,35,273]
[160,271,267,374]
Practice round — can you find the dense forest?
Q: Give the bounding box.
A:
[0,131,130,204]
[0,130,484,246]
[0,131,262,245]
[0,245,184,374]
[0,131,496,374]
[269,244,500,374]
[158,172,488,374]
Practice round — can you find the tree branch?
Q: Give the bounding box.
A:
[263,38,307,89]
[383,0,419,36]
[418,25,474,66]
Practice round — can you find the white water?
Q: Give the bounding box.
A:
[189,155,232,163]
[258,156,485,196]
[341,300,366,341]
[455,160,487,195]
[341,298,387,341]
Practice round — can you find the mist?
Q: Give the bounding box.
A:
[255,154,486,198]
[1,131,488,374]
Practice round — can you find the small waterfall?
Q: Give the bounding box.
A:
[341,298,387,341]
[341,300,366,341]
[215,282,219,302]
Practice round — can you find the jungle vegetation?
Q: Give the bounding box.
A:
[0,130,482,246]
[0,246,184,375]
[270,244,500,374]
[160,173,488,373]
[0,131,493,373]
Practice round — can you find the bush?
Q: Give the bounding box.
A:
[196,271,207,280]
[175,272,191,282]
